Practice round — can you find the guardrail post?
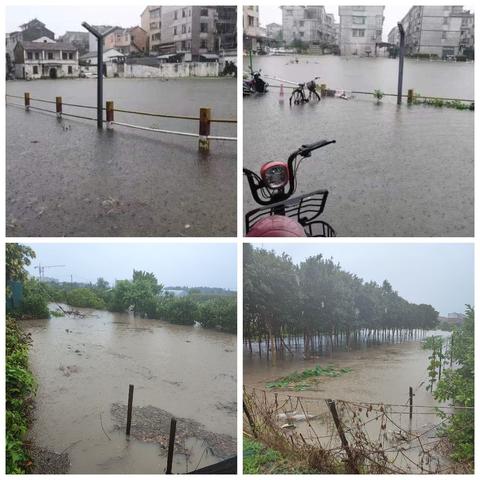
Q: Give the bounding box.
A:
[198,107,211,153]
[24,92,30,111]
[106,100,114,129]
[56,96,62,118]
[166,417,177,474]
[126,384,134,435]
[409,386,414,419]
[320,84,327,97]
[407,89,414,105]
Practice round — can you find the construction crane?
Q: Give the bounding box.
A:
[34,264,66,280]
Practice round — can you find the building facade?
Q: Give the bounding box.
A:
[6,18,55,58]
[88,25,114,52]
[14,41,79,79]
[338,5,385,56]
[400,6,472,58]
[281,6,336,46]
[104,26,148,55]
[57,31,89,55]
[141,6,162,53]
[243,6,262,51]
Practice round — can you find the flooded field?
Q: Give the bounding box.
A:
[243,56,474,237]
[6,78,236,237]
[23,306,236,474]
[244,333,453,473]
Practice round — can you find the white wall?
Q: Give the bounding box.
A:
[121,62,219,78]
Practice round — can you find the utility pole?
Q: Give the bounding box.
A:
[81,22,117,129]
[397,22,405,105]
[34,264,66,281]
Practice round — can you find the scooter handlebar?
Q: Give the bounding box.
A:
[298,139,336,157]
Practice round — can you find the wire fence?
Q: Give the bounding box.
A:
[243,386,472,474]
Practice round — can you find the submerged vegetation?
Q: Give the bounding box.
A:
[266,365,352,391]
[244,245,438,360]
[423,306,474,467]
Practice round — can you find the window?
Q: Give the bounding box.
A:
[442,31,447,40]
[181,40,186,50]
[27,52,33,60]
[200,23,208,33]
[248,15,254,26]
[200,8,208,16]
[182,24,186,34]
[68,66,73,74]
[62,52,68,60]
[299,20,304,27]
[200,39,207,48]
[353,16,366,25]
[174,10,177,19]
[443,17,448,25]
[33,66,38,74]
[182,8,186,17]
[352,29,365,37]
[34,52,40,59]
[299,32,304,37]
[173,26,177,35]
[48,52,53,59]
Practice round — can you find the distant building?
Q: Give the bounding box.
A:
[6,18,55,58]
[266,22,282,41]
[338,5,385,56]
[215,6,237,52]
[88,25,114,52]
[243,6,263,52]
[58,31,89,55]
[14,41,79,79]
[388,25,399,46]
[400,6,473,58]
[141,6,163,54]
[104,26,148,55]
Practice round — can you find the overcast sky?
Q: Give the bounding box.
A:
[251,243,473,316]
[260,4,475,41]
[23,243,237,290]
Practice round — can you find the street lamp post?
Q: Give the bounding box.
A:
[81,22,117,129]
[397,22,405,105]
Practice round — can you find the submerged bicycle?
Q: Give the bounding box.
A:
[243,139,336,237]
[290,77,321,105]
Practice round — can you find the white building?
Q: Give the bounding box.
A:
[243,6,262,52]
[338,5,385,56]
[14,41,79,79]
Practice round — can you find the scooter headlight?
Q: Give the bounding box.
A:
[260,162,289,189]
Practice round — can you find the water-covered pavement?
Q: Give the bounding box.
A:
[244,56,474,237]
[6,78,236,237]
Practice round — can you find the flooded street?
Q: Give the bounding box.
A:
[243,56,474,236]
[244,332,452,473]
[23,307,236,474]
[6,78,236,237]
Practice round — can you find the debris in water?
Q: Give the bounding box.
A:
[110,403,236,458]
[28,446,70,474]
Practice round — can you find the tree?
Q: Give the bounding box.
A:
[6,244,35,283]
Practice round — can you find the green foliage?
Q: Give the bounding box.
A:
[65,288,106,309]
[6,244,35,284]
[160,296,198,325]
[11,278,50,319]
[266,365,352,391]
[412,94,471,110]
[6,317,36,473]
[373,89,384,100]
[197,297,236,333]
[424,306,474,465]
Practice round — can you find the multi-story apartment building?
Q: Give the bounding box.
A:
[244,6,262,51]
[215,6,237,51]
[400,6,472,58]
[104,26,148,55]
[387,25,399,46]
[14,40,79,79]
[459,10,474,57]
[338,6,385,56]
[266,22,282,41]
[87,25,114,52]
[281,6,336,45]
[141,6,162,53]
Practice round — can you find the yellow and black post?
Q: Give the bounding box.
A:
[198,107,211,153]
[106,100,114,129]
[24,92,30,111]
[56,96,62,118]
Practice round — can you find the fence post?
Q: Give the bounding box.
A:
[24,92,30,111]
[166,417,177,474]
[126,384,134,435]
[409,386,414,419]
[106,100,114,129]
[56,96,62,118]
[326,399,359,473]
[198,107,211,153]
[407,89,414,105]
[320,84,327,97]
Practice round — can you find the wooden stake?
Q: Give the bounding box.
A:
[166,417,177,474]
[24,92,30,111]
[409,386,414,419]
[326,399,359,473]
[106,100,114,129]
[56,96,62,118]
[198,107,211,153]
[126,384,134,435]
[407,89,414,104]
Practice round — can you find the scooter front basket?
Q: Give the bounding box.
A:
[245,189,335,237]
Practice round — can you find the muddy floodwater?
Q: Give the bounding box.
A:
[23,307,236,474]
[244,333,453,473]
[6,77,236,237]
[243,56,474,236]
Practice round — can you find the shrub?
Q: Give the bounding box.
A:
[65,288,106,309]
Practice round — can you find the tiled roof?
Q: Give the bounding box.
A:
[19,41,78,51]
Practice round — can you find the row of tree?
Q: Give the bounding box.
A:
[244,245,439,359]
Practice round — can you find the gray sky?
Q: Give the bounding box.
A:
[24,243,237,290]
[252,243,473,316]
[259,5,475,41]
[6,5,145,36]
